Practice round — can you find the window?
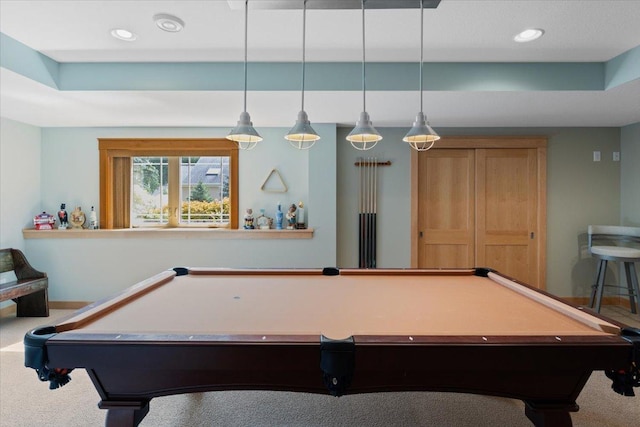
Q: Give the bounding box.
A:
[130,156,231,226]
[99,139,238,229]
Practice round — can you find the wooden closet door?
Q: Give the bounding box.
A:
[476,148,539,286]
[417,149,475,268]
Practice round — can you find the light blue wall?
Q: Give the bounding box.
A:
[0,117,41,249]
[2,120,635,302]
[38,126,318,227]
[19,125,337,302]
[621,122,640,226]
[545,128,621,298]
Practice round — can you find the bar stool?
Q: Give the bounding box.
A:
[588,225,640,313]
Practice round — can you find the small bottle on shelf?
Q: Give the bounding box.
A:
[275,202,283,230]
[296,201,306,229]
[89,206,98,229]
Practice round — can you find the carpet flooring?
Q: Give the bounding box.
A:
[1,309,638,426]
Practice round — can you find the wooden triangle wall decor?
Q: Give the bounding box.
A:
[260,168,288,193]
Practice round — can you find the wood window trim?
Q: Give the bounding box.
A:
[99,138,239,230]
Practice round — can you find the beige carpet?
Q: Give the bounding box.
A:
[1,310,638,427]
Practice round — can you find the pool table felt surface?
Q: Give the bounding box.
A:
[55,269,618,340]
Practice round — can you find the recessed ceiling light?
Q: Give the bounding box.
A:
[153,13,185,32]
[110,28,137,41]
[514,28,544,43]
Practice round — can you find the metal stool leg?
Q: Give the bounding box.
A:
[625,261,640,314]
[594,259,608,313]
[589,258,605,308]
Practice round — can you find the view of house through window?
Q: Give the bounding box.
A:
[131,156,230,227]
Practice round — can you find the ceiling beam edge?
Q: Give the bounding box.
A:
[53,62,604,92]
[0,32,59,89]
[605,45,640,90]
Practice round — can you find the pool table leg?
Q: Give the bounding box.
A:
[524,401,576,427]
[99,400,150,427]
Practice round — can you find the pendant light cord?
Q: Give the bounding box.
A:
[243,0,248,113]
[361,0,366,112]
[301,0,307,111]
[419,0,424,113]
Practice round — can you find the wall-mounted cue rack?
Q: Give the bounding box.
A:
[355,158,391,268]
[354,160,392,167]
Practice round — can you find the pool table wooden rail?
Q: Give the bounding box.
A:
[31,328,635,427]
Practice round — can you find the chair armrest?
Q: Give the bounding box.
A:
[10,249,46,281]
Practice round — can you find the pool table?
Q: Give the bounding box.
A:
[25,267,639,427]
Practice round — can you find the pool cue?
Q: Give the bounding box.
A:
[368,157,374,268]
[369,157,374,268]
[358,157,361,267]
[372,157,377,268]
[368,157,372,268]
[359,157,364,268]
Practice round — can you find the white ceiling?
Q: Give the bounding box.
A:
[1,0,640,129]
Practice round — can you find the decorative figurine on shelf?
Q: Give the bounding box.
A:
[70,206,86,229]
[58,203,68,229]
[256,208,272,230]
[286,204,297,229]
[243,208,255,229]
[33,212,56,230]
[88,206,98,229]
[296,201,306,229]
[275,202,284,230]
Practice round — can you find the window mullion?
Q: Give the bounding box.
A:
[187,157,193,224]
[168,157,181,227]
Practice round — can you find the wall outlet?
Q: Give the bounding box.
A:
[593,151,601,162]
[613,151,620,161]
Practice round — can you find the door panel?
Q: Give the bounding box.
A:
[476,148,539,286]
[484,245,530,280]
[422,244,472,269]
[418,149,475,268]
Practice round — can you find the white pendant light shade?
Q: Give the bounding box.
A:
[347,0,381,151]
[347,111,382,150]
[404,0,438,151]
[403,112,440,151]
[228,111,263,150]
[285,0,319,150]
[285,110,320,150]
[226,0,262,150]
